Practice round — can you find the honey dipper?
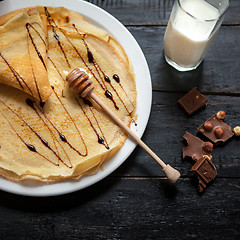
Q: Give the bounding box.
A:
[66,68,180,183]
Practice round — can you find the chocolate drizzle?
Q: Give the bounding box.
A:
[51,86,88,156]
[26,98,34,108]
[54,33,59,40]
[75,28,136,120]
[0,102,59,166]
[88,106,110,150]
[25,98,72,167]
[0,99,71,166]
[71,24,120,109]
[26,25,42,102]
[112,74,135,109]
[26,143,37,152]
[87,50,94,63]
[105,90,119,110]
[44,14,126,112]
[33,97,85,159]
[0,20,48,102]
[104,75,111,83]
[27,22,47,46]
[111,74,136,125]
[0,51,32,94]
[40,101,45,108]
[26,23,47,70]
[44,7,71,68]
[48,56,64,81]
[113,74,120,83]
[76,98,109,149]
[83,98,93,107]
[98,137,104,144]
[60,133,67,142]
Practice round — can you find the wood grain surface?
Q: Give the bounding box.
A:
[0,1,239,240]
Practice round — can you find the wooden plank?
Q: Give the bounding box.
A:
[85,0,240,25]
[127,25,240,94]
[0,0,238,25]
[112,93,240,178]
[0,178,239,240]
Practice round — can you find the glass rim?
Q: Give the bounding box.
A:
[177,0,229,22]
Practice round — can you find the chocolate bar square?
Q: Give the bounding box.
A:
[178,87,208,115]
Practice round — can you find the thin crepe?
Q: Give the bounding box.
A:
[0,8,51,102]
[0,6,136,182]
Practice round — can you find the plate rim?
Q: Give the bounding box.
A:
[0,0,152,197]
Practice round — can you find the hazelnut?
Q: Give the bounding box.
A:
[214,127,224,138]
[233,126,240,136]
[216,111,226,120]
[202,142,213,153]
[203,121,213,131]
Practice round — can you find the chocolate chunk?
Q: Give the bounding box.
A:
[177,87,208,115]
[198,113,234,145]
[192,155,217,192]
[183,132,213,161]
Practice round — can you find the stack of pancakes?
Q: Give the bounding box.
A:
[0,6,136,182]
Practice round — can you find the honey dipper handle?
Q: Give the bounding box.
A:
[90,92,180,183]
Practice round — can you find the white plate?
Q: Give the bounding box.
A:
[0,0,152,196]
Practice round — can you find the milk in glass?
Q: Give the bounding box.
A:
[164,0,220,71]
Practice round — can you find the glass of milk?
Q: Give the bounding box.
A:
[164,0,229,71]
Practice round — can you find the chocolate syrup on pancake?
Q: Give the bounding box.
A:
[76,98,110,149]
[25,98,73,168]
[26,23,47,70]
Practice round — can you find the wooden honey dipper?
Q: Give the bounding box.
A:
[66,68,180,183]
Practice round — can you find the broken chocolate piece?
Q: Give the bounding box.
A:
[192,155,217,192]
[178,87,208,115]
[183,132,213,161]
[198,113,234,144]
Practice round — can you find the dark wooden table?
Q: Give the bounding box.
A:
[0,0,239,239]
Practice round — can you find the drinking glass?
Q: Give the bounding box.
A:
[164,0,229,71]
